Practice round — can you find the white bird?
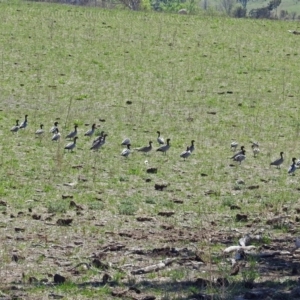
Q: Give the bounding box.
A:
[19,114,28,129]
[190,140,195,153]
[52,128,61,142]
[157,131,165,145]
[84,123,96,137]
[180,146,191,160]
[121,138,131,146]
[121,144,131,158]
[66,125,78,139]
[90,134,107,151]
[156,138,171,155]
[288,158,297,175]
[135,141,153,154]
[233,150,246,164]
[270,152,284,168]
[231,141,238,151]
[64,137,78,152]
[35,124,44,136]
[252,144,260,157]
[10,120,19,133]
[49,121,59,133]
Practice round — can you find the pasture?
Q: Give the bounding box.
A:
[1,1,300,299]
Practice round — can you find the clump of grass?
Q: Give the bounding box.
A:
[88,201,104,210]
[47,201,68,214]
[145,197,156,204]
[118,199,137,215]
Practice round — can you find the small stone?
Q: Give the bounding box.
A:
[53,274,65,284]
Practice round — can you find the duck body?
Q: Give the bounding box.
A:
[19,114,28,129]
[233,150,246,164]
[84,123,96,137]
[90,134,107,151]
[66,125,78,139]
[231,141,238,151]
[10,120,19,133]
[231,146,245,159]
[52,128,61,142]
[270,152,284,168]
[180,146,191,160]
[288,158,297,174]
[136,141,153,154]
[252,144,260,157]
[157,131,165,145]
[156,138,171,154]
[35,124,44,136]
[50,122,59,133]
[121,144,131,157]
[65,137,78,152]
[121,138,131,146]
[189,140,195,153]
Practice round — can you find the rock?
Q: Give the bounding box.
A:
[102,273,111,283]
[158,211,175,217]
[230,205,241,210]
[56,218,73,226]
[236,214,248,222]
[92,259,109,270]
[136,216,155,222]
[215,277,229,287]
[15,227,25,232]
[147,168,157,174]
[32,214,41,220]
[53,274,65,284]
[155,183,168,191]
[62,194,73,199]
[178,8,187,14]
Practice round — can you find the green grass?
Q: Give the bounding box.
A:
[1,0,300,299]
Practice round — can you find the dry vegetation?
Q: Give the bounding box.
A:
[1,1,300,299]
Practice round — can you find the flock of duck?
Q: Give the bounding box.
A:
[9,115,195,160]
[231,141,297,175]
[9,115,299,172]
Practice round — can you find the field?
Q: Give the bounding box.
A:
[1,1,300,299]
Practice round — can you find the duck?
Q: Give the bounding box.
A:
[64,137,78,152]
[190,140,195,153]
[231,141,238,151]
[121,144,131,158]
[250,141,259,148]
[10,120,19,133]
[233,150,246,164]
[288,158,297,175]
[121,138,131,146]
[19,114,28,129]
[135,141,153,154]
[231,146,245,159]
[66,125,78,139]
[157,131,165,145]
[180,146,191,160]
[35,124,44,136]
[252,144,260,157]
[92,131,104,146]
[84,123,96,137]
[156,138,171,155]
[49,121,59,133]
[270,152,284,168]
[51,128,61,142]
[90,133,107,151]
